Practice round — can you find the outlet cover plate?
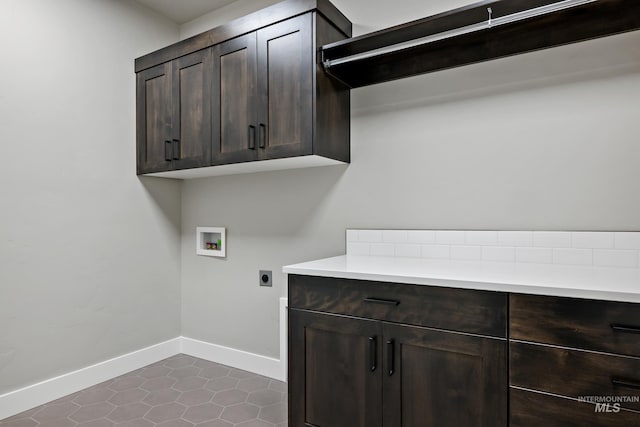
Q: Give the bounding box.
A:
[259,270,272,287]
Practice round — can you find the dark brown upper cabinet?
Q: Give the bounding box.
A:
[135,0,352,178]
[137,49,212,174]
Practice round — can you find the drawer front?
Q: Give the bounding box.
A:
[510,341,640,411]
[510,294,640,356]
[288,275,507,337]
[511,388,640,427]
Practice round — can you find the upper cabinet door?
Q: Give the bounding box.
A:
[171,49,212,170]
[256,14,313,160]
[136,62,172,174]
[212,33,259,165]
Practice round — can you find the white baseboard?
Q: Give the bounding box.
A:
[0,338,181,420]
[0,298,289,420]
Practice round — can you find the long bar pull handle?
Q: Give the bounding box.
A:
[611,324,640,334]
[612,378,640,390]
[259,123,266,148]
[164,140,172,161]
[364,297,400,306]
[387,339,394,376]
[172,139,180,160]
[248,125,256,150]
[369,336,377,372]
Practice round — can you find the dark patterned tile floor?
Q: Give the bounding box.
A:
[0,354,287,427]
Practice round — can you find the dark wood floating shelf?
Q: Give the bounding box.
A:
[321,0,640,88]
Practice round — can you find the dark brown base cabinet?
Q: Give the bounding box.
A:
[136,0,351,177]
[288,275,640,426]
[288,275,508,427]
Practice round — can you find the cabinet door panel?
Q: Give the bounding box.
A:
[136,62,171,174]
[172,49,212,169]
[257,14,313,159]
[212,34,258,165]
[289,309,382,427]
[383,323,508,427]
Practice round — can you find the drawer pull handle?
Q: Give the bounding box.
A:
[612,378,640,390]
[364,297,400,306]
[369,336,377,372]
[164,140,172,161]
[611,324,640,334]
[387,339,395,376]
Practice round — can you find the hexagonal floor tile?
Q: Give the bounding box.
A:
[107,403,151,423]
[144,402,186,423]
[177,389,214,406]
[0,418,39,427]
[113,418,153,427]
[156,420,193,427]
[212,389,248,406]
[220,403,259,424]
[228,369,255,380]
[182,403,224,423]
[172,376,207,392]
[237,377,269,393]
[140,377,177,392]
[108,389,148,406]
[163,356,193,369]
[198,366,230,379]
[138,365,171,379]
[258,402,286,424]
[204,377,238,392]
[108,376,145,392]
[236,420,273,427]
[248,389,282,407]
[194,420,233,427]
[168,366,200,379]
[69,402,115,422]
[33,402,80,422]
[76,419,114,427]
[143,388,181,406]
[73,388,116,406]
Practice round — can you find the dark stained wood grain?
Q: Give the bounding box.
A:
[313,14,350,163]
[171,49,212,170]
[134,0,351,73]
[322,0,640,88]
[510,341,640,411]
[257,14,313,160]
[510,387,640,427]
[384,323,508,427]
[510,294,640,357]
[289,309,383,427]
[288,275,507,337]
[211,33,259,165]
[136,62,172,174]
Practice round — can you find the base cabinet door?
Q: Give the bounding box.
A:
[289,309,383,427]
[383,323,508,427]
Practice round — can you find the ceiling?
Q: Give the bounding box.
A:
[134,0,238,24]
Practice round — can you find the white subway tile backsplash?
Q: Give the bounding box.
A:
[347,242,370,256]
[358,230,382,243]
[533,232,572,248]
[593,250,639,268]
[451,246,482,261]
[553,248,593,266]
[436,231,465,245]
[382,230,408,243]
[395,244,421,258]
[571,232,614,249]
[482,246,515,262]
[346,230,640,272]
[421,245,450,259]
[615,232,640,250]
[407,230,436,244]
[498,231,533,247]
[516,247,553,264]
[370,243,395,257]
[346,229,358,242]
[465,231,498,246]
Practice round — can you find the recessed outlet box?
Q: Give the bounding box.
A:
[196,227,226,257]
[259,270,272,287]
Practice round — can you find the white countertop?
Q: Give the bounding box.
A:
[283,255,640,303]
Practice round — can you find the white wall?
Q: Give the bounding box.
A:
[179,0,640,359]
[0,0,181,394]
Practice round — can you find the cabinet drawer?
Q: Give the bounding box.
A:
[510,341,640,411]
[288,275,507,337]
[510,294,640,356]
[511,388,640,427]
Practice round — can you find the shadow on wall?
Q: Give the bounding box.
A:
[138,176,181,229]
[352,31,640,115]
[183,164,349,238]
